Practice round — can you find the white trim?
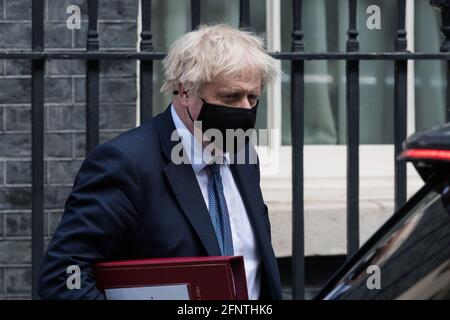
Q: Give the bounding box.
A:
[259,145,422,180]
[265,0,282,149]
[406,0,416,194]
[136,0,142,127]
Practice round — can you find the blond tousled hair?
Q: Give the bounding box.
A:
[160,24,281,95]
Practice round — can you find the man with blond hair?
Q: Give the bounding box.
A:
[38,24,282,300]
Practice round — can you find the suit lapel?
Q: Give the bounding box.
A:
[156,107,221,257]
[163,163,221,256]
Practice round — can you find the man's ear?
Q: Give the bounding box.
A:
[178,83,189,104]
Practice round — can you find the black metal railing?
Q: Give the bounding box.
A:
[290,0,305,300]
[346,0,360,261]
[1,0,449,300]
[30,0,45,302]
[394,0,408,215]
[86,0,100,153]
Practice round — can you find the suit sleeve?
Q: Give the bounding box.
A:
[37,143,142,299]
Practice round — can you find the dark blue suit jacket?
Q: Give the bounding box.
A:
[37,107,282,300]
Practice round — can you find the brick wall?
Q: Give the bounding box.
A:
[0,0,138,299]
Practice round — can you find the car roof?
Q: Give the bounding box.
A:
[403,123,450,151]
[399,123,450,182]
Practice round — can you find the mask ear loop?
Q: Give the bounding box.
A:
[186,96,206,123]
[187,108,195,123]
[173,89,197,122]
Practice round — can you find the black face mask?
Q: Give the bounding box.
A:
[187,98,258,153]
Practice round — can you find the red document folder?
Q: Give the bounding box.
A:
[94,256,249,300]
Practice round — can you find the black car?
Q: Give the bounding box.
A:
[316,124,450,300]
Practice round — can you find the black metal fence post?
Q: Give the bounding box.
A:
[31,0,45,300]
[431,0,450,121]
[140,0,154,123]
[191,0,201,30]
[86,0,100,153]
[346,0,360,258]
[291,0,305,300]
[239,0,250,29]
[394,0,408,212]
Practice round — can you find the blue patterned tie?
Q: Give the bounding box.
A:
[207,163,234,256]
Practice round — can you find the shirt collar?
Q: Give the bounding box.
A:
[170,104,230,173]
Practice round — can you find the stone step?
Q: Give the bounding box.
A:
[267,200,395,257]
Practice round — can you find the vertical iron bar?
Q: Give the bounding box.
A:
[31,0,45,300]
[440,2,450,121]
[291,0,305,300]
[239,0,250,28]
[394,0,407,211]
[346,0,360,258]
[191,0,201,30]
[447,61,450,122]
[140,0,154,123]
[86,0,99,153]
[430,1,450,120]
